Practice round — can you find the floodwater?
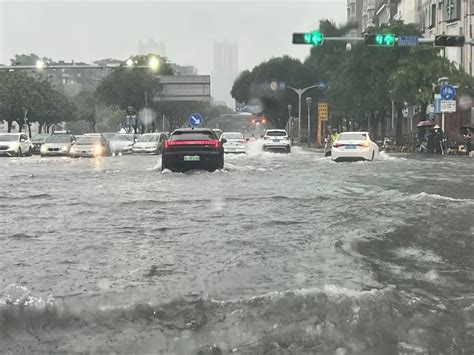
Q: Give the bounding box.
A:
[1,148,473,354]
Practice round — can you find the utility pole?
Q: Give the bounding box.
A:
[305,97,312,147]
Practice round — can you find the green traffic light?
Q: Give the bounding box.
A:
[311,31,324,46]
[365,33,395,47]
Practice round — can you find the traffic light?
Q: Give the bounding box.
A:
[434,35,465,47]
[292,31,324,46]
[365,33,395,47]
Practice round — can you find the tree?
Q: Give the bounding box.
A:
[96,54,173,111]
[232,56,311,128]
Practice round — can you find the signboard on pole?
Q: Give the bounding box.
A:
[318,102,328,121]
[440,85,456,100]
[441,100,456,113]
[188,112,203,127]
[398,36,419,47]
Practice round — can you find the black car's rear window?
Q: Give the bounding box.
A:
[170,131,216,140]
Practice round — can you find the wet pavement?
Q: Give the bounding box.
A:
[0,147,473,354]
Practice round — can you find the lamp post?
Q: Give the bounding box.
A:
[287,104,293,144]
[287,84,319,144]
[305,97,312,147]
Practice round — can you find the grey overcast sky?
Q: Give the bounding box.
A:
[0,0,346,74]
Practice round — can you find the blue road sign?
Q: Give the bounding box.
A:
[188,112,203,127]
[440,85,456,100]
[398,36,419,47]
[317,81,326,90]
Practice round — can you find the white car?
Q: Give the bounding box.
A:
[40,133,76,157]
[220,132,247,153]
[331,132,379,162]
[262,129,291,153]
[0,133,32,157]
[109,134,135,155]
[132,133,167,154]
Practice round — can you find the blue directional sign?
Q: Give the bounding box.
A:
[440,85,456,100]
[398,36,419,47]
[188,112,203,127]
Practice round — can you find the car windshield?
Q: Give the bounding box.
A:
[76,137,102,145]
[32,134,49,141]
[102,133,117,140]
[111,134,134,142]
[0,135,19,142]
[266,131,287,137]
[170,131,216,140]
[338,133,368,141]
[3,1,474,354]
[46,135,73,143]
[137,135,159,142]
[222,133,243,140]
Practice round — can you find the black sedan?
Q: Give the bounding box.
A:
[161,128,225,172]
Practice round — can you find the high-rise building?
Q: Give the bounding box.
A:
[138,39,166,57]
[421,0,472,75]
[212,41,239,108]
[347,0,364,36]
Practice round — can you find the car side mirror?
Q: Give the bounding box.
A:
[221,138,227,144]
[260,135,264,138]
[246,138,250,142]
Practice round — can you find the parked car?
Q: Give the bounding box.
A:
[31,133,50,154]
[109,134,136,155]
[40,133,76,157]
[69,135,110,158]
[0,133,32,157]
[133,133,167,154]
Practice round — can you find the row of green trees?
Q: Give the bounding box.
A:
[231,20,474,137]
[0,71,75,134]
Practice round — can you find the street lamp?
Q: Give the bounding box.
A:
[287,104,293,143]
[148,56,160,71]
[36,60,45,70]
[305,97,312,147]
[287,84,320,144]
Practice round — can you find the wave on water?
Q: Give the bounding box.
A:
[409,192,474,203]
[1,283,472,353]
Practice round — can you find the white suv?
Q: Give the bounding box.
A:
[262,129,291,153]
[0,133,32,157]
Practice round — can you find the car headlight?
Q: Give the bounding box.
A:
[61,146,69,151]
[40,145,48,152]
[94,145,104,155]
[70,146,76,153]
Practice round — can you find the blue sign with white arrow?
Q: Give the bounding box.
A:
[440,85,456,100]
[188,112,203,127]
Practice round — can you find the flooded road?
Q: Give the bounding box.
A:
[1,149,473,354]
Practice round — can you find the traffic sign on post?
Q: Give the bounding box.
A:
[441,100,456,113]
[440,85,456,100]
[318,102,328,121]
[398,36,419,47]
[188,112,203,127]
